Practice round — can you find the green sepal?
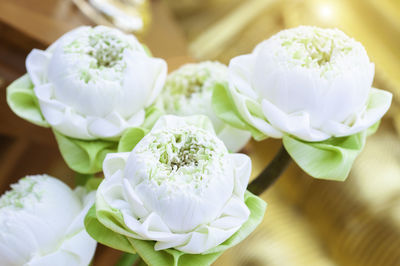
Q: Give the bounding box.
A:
[53,105,161,174]
[116,106,162,152]
[283,123,380,181]
[85,205,137,254]
[142,105,164,130]
[6,74,49,127]
[7,75,163,175]
[116,253,140,266]
[54,130,118,174]
[85,177,104,191]
[85,191,266,266]
[75,173,103,191]
[212,82,265,141]
[75,173,95,187]
[118,127,149,152]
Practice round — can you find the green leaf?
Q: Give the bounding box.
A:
[54,108,161,174]
[366,121,380,136]
[88,191,266,266]
[282,124,380,181]
[75,173,95,187]
[6,74,49,127]
[118,127,148,152]
[54,130,118,174]
[85,205,136,254]
[117,107,162,153]
[116,253,140,266]
[85,177,104,191]
[74,173,103,191]
[212,82,265,140]
[142,106,164,130]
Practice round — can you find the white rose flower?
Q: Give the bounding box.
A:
[0,175,96,266]
[96,115,251,254]
[228,26,392,141]
[26,25,167,140]
[158,61,251,151]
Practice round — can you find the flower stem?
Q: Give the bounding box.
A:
[248,145,292,196]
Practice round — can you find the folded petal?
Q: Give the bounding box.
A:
[322,88,392,137]
[261,98,330,141]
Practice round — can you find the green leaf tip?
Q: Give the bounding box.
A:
[6,74,49,127]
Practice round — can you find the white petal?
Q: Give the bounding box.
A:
[228,153,251,198]
[210,196,250,229]
[34,83,94,139]
[46,26,90,53]
[228,54,259,100]
[0,175,92,266]
[117,51,167,117]
[322,88,392,136]
[318,70,370,125]
[26,49,52,86]
[103,152,130,178]
[150,115,216,134]
[50,69,119,117]
[88,110,144,138]
[176,226,238,254]
[0,241,24,266]
[230,88,283,138]
[122,179,149,218]
[28,252,77,266]
[261,98,330,141]
[28,228,96,266]
[253,53,319,115]
[217,125,251,152]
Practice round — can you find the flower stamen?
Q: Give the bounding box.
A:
[134,127,227,194]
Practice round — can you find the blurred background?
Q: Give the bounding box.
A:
[0,0,399,265]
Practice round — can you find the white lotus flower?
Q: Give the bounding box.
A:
[158,61,251,151]
[26,25,167,140]
[228,26,392,141]
[97,115,251,253]
[0,175,96,266]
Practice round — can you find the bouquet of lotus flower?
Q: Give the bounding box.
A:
[3,25,391,265]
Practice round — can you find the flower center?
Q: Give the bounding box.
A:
[158,133,212,171]
[0,176,44,209]
[63,27,136,83]
[86,33,128,68]
[275,27,357,75]
[135,127,228,194]
[166,67,210,98]
[161,62,227,114]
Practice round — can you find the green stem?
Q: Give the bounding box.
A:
[247,145,292,196]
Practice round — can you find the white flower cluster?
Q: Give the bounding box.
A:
[27,26,167,139]
[4,24,392,264]
[159,61,251,151]
[228,26,392,141]
[0,175,96,266]
[97,115,251,253]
